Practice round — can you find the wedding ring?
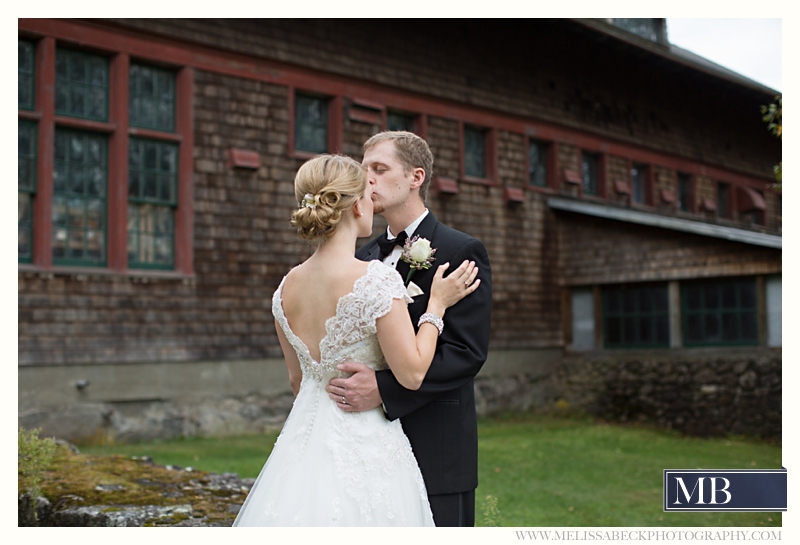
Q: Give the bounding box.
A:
[341,396,346,404]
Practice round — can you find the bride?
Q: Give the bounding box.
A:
[232,154,479,526]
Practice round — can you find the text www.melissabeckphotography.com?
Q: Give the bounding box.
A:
[515,530,782,541]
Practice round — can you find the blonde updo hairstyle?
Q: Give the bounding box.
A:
[290,154,367,243]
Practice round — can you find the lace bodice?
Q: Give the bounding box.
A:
[272,260,412,383]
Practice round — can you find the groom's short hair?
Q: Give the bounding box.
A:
[364,131,434,202]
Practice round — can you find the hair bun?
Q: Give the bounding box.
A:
[289,155,367,243]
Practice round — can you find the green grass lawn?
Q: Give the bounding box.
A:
[80,413,781,527]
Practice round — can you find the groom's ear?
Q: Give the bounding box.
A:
[409,167,425,190]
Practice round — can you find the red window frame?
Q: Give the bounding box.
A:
[18,32,194,277]
[459,122,497,186]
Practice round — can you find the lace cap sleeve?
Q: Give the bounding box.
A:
[363,261,413,324]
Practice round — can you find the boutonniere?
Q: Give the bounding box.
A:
[400,236,436,287]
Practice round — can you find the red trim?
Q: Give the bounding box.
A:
[128,127,183,142]
[433,177,459,195]
[18,110,42,121]
[563,169,581,185]
[18,19,773,189]
[504,187,525,204]
[348,107,382,125]
[660,189,676,205]
[417,115,428,140]
[54,116,115,133]
[737,185,766,212]
[329,96,343,153]
[107,52,130,272]
[228,148,260,170]
[32,36,55,269]
[175,66,194,276]
[613,179,631,195]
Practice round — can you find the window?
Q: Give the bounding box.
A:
[570,287,595,350]
[52,128,107,266]
[603,284,669,348]
[463,125,486,178]
[717,182,731,218]
[528,140,548,188]
[631,162,647,204]
[294,93,329,154]
[678,172,692,212]
[55,48,108,122]
[128,138,177,269]
[386,111,416,133]
[19,39,35,110]
[17,34,192,275]
[682,278,758,346]
[19,120,37,262]
[129,63,175,132]
[582,151,599,196]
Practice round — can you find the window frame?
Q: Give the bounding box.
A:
[580,150,604,198]
[17,35,194,276]
[526,138,552,190]
[288,88,342,158]
[459,122,497,185]
[677,172,694,213]
[602,283,670,349]
[630,161,651,205]
[681,277,759,347]
[717,181,733,219]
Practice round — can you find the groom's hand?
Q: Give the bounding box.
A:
[326,362,382,412]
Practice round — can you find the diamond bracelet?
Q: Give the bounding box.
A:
[417,312,444,336]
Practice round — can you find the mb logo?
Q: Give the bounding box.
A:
[663,469,786,512]
[673,476,731,505]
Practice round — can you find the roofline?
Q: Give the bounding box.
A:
[571,18,781,96]
[547,197,782,250]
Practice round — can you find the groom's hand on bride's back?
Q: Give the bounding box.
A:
[326,362,383,412]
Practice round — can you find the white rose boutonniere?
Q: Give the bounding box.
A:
[400,235,436,286]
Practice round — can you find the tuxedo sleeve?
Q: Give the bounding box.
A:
[376,237,492,421]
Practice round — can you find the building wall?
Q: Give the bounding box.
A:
[18,19,781,442]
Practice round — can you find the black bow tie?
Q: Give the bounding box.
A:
[378,231,409,258]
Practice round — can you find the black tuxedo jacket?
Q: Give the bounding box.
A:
[356,212,492,496]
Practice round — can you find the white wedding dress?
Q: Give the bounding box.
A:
[233,260,435,526]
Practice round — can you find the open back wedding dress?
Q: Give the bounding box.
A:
[232,260,434,526]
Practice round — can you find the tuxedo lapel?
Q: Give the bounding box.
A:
[400,213,439,307]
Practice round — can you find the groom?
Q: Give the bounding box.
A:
[326,131,492,526]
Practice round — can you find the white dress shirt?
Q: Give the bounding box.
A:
[382,209,430,269]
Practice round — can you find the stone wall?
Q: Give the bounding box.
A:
[554,347,781,439]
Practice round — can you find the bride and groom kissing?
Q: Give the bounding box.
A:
[233,131,492,527]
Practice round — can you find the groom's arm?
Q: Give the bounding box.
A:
[377,238,492,421]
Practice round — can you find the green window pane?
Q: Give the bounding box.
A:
[19,120,37,192]
[631,163,646,204]
[129,63,175,132]
[717,182,730,218]
[295,94,328,153]
[19,40,35,110]
[19,193,33,262]
[464,126,485,178]
[582,152,598,195]
[603,284,669,348]
[678,173,692,211]
[529,141,548,187]
[128,138,178,205]
[53,129,107,266]
[387,112,415,133]
[127,204,174,269]
[682,278,758,346]
[55,49,108,122]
